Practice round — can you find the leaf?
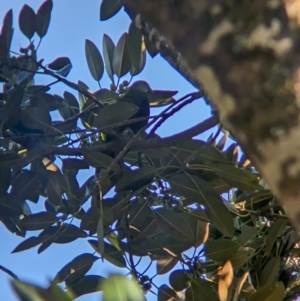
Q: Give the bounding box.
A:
[157,285,178,301]
[18,4,36,39]
[205,162,263,192]
[93,88,117,102]
[67,275,105,298]
[58,91,79,120]
[0,193,23,216]
[55,253,99,284]
[93,101,139,128]
[148,90,178,107]
[144,35,158,58]
[18,212,58,231]
[2,9,13,54]
[230,247,255,267]
[39,224,87,244]
[11,236,41,253]
[265,219,288,255]
[156,256,178,275]
[130,50,146,76]
[154,208,194,241]
[36,0,53,38]
[102,274,144,301]
[218,261,233,301]
[102,34,115,82]
[169,270,190,291]
[12,279,73,301]
[89,240,126,268]
[21,107,51,131]
[167,173,234,237]
[248,282,285,301]
[204,240,240,262]
[100,0,122,21]
[259,257,281,286]
[46,178,63,207]
[85,39,104,81]
[62,158,89,170]
[127,22,142,72]
[11,171,40,203]
[83,151,120,172]
[186,279,219,301]
[48,57,72,75]
[113,33,131,78]
[115,166,157,192]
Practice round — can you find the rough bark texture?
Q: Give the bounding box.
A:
[123,0,300,232]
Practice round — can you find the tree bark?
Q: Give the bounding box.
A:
[124,0,300,232]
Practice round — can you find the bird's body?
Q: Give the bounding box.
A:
[119,81,151,133]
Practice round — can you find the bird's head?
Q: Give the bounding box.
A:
[128,80,152,94]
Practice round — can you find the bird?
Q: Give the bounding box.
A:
[118,80,151,134]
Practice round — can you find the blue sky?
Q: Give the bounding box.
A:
[0,1,212,300]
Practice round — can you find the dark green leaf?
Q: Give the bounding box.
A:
[130,50,146,76]
[93,88,117,102]
[204,240,240,262]
[127,22,142,72]
[36,0,53,38]
[169,270,190,291]
[186,278,219,301]
[48,57,72,76]
[21,107,51,131]
[230,247,255,267]
[83,151,120,172]
[93,101,139,128]
[58,91,79,120]
[0,193,23,216]
[156,257,178,275]
[67,275,105,298]
[39,224,87,244]
[259,257,281,286]
[18,212,58,231]
[89,240,126,268]
[154,208,194,241]
[102,34,115,82]
[248,282,285,301]
[157,285,178,301]
[11,171,40,203]
[113,33,131,78]
[167,173,234,237]
[100,0,122,21]
[55,253,99,284]
[18,4,36,39]
[115,166,157,192]
[62,158,89,170]
[85,39,104,81]
[11,236,41,253]
[148,90,178,107]
[205,162,263,192]
[265,219,288,255]
[2,9,13,54]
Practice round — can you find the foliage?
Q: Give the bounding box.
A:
[0,1,299,301]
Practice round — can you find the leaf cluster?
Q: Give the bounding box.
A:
[0,1,299,301]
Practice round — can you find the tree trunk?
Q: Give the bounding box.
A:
[124,0,300,231]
